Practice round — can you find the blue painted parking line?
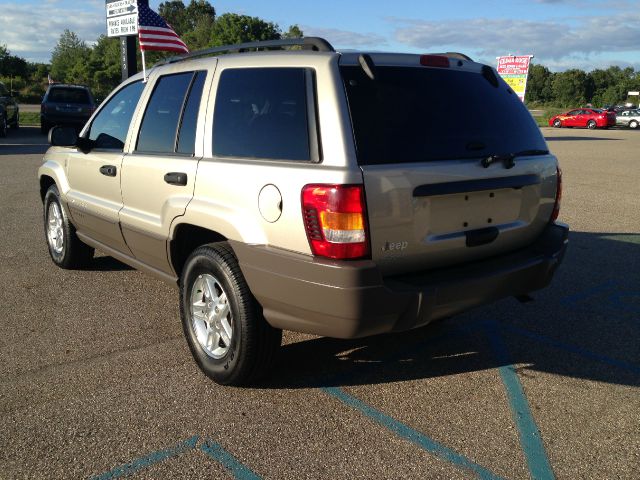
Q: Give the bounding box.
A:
[201,439,261,480]
[485,323,555,480]
[90,436,199,480]
[322,387,506,480]
[90,435,261,480]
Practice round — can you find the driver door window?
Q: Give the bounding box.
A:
[88,81,145,150]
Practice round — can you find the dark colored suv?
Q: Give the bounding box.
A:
[40,84,96,134]
[0,81,19,137]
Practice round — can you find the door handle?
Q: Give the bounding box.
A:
[99,165,117,177]
[164,172,188,186]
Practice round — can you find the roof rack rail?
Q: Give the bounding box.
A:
[155,37,335,67]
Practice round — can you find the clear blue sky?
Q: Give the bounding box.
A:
[1,0,639,71]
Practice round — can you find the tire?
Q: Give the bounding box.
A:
[43,185,94,269]
[630,120,639,129]
[587,120,597,129]
[0,114,6,138]
[10,111,19,129]
[179,242,282,386]
[553,119,562,128]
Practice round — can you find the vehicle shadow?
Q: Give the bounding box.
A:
[84,255,134,272]
[260,231,640,389]
[544,136,620,142]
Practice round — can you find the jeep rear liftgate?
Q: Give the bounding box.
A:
[340,61,559,275]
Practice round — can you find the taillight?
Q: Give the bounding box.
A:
[420,55,450,68]
[301,184,370,259]
[551,167,562,222]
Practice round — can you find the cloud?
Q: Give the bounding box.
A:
[0,2,106,62]
[392,13,640,63]
[300,26,386,48]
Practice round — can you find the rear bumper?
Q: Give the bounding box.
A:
[41,113,90,126]
[232,222,569,339]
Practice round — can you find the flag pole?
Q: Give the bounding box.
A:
[141,48,147,83]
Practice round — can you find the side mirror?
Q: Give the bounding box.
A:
[49,126,78,147]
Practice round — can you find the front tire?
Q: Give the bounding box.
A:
[179,243,282,386]
[43,185,94,269]
[553,119,562,128]
[587,120,597,129]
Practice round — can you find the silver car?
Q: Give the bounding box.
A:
[616,109,640,129]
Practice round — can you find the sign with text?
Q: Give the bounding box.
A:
[496,55,534,102]
[106,0,138,37]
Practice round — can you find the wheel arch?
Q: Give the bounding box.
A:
[169,223,228,278]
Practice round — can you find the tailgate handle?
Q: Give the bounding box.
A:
[465,227,499,247]
[413,174,540,197]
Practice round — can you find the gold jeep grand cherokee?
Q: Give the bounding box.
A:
[38,37,568,386]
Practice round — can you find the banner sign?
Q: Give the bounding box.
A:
[106,0,139,37]
[496,55,534,102]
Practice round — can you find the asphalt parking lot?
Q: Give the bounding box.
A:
[1,126,638,479]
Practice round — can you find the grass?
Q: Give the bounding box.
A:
[19,111,40,126]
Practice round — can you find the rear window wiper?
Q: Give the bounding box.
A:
[481,149,549,169]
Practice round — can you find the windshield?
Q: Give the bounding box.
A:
[341,65,548,165]
[48,88,91,104]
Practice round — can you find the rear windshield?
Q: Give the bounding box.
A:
[341,65,547,165]
[47,88,91,104]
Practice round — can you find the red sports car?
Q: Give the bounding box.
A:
[549,108,616,129]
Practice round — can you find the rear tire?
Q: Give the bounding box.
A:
[587,120,597,129]
[43,185,94,269]
[179,242,282,386]
[629,120,639,129]
[553,119,562,128]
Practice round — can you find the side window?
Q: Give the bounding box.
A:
[177,71,207,155]
[136,72,192,153]
[567,110,579,116]
[136,71,206,155]
[212,68,312,161]
[89,81,144,150]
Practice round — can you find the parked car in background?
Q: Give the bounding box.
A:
[616,109,640,129]
[40,84,96,134]
[549,108,615,129]
[0,81,19,137]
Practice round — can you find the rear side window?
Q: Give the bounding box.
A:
[48,88,91,104]
[212,68,311,161]
[177,72,207,154]
[341,66,548,165]
[137,71,206,154]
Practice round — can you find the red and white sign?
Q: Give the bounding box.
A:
[496,55,534,102]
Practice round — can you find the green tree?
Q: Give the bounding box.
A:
[209,13,281,46]
[50,30,90,83]
[551,69,589,106]
[0,45,29,78]
[525,64,554,104]
[159,0,215,37]
[283,25,303,39]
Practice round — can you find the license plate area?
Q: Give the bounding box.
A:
[427,188,522,234]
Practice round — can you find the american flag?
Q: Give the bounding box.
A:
[137,0,189,54]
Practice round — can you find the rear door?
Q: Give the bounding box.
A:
[340,58,558,275]
[119,66,212,274]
